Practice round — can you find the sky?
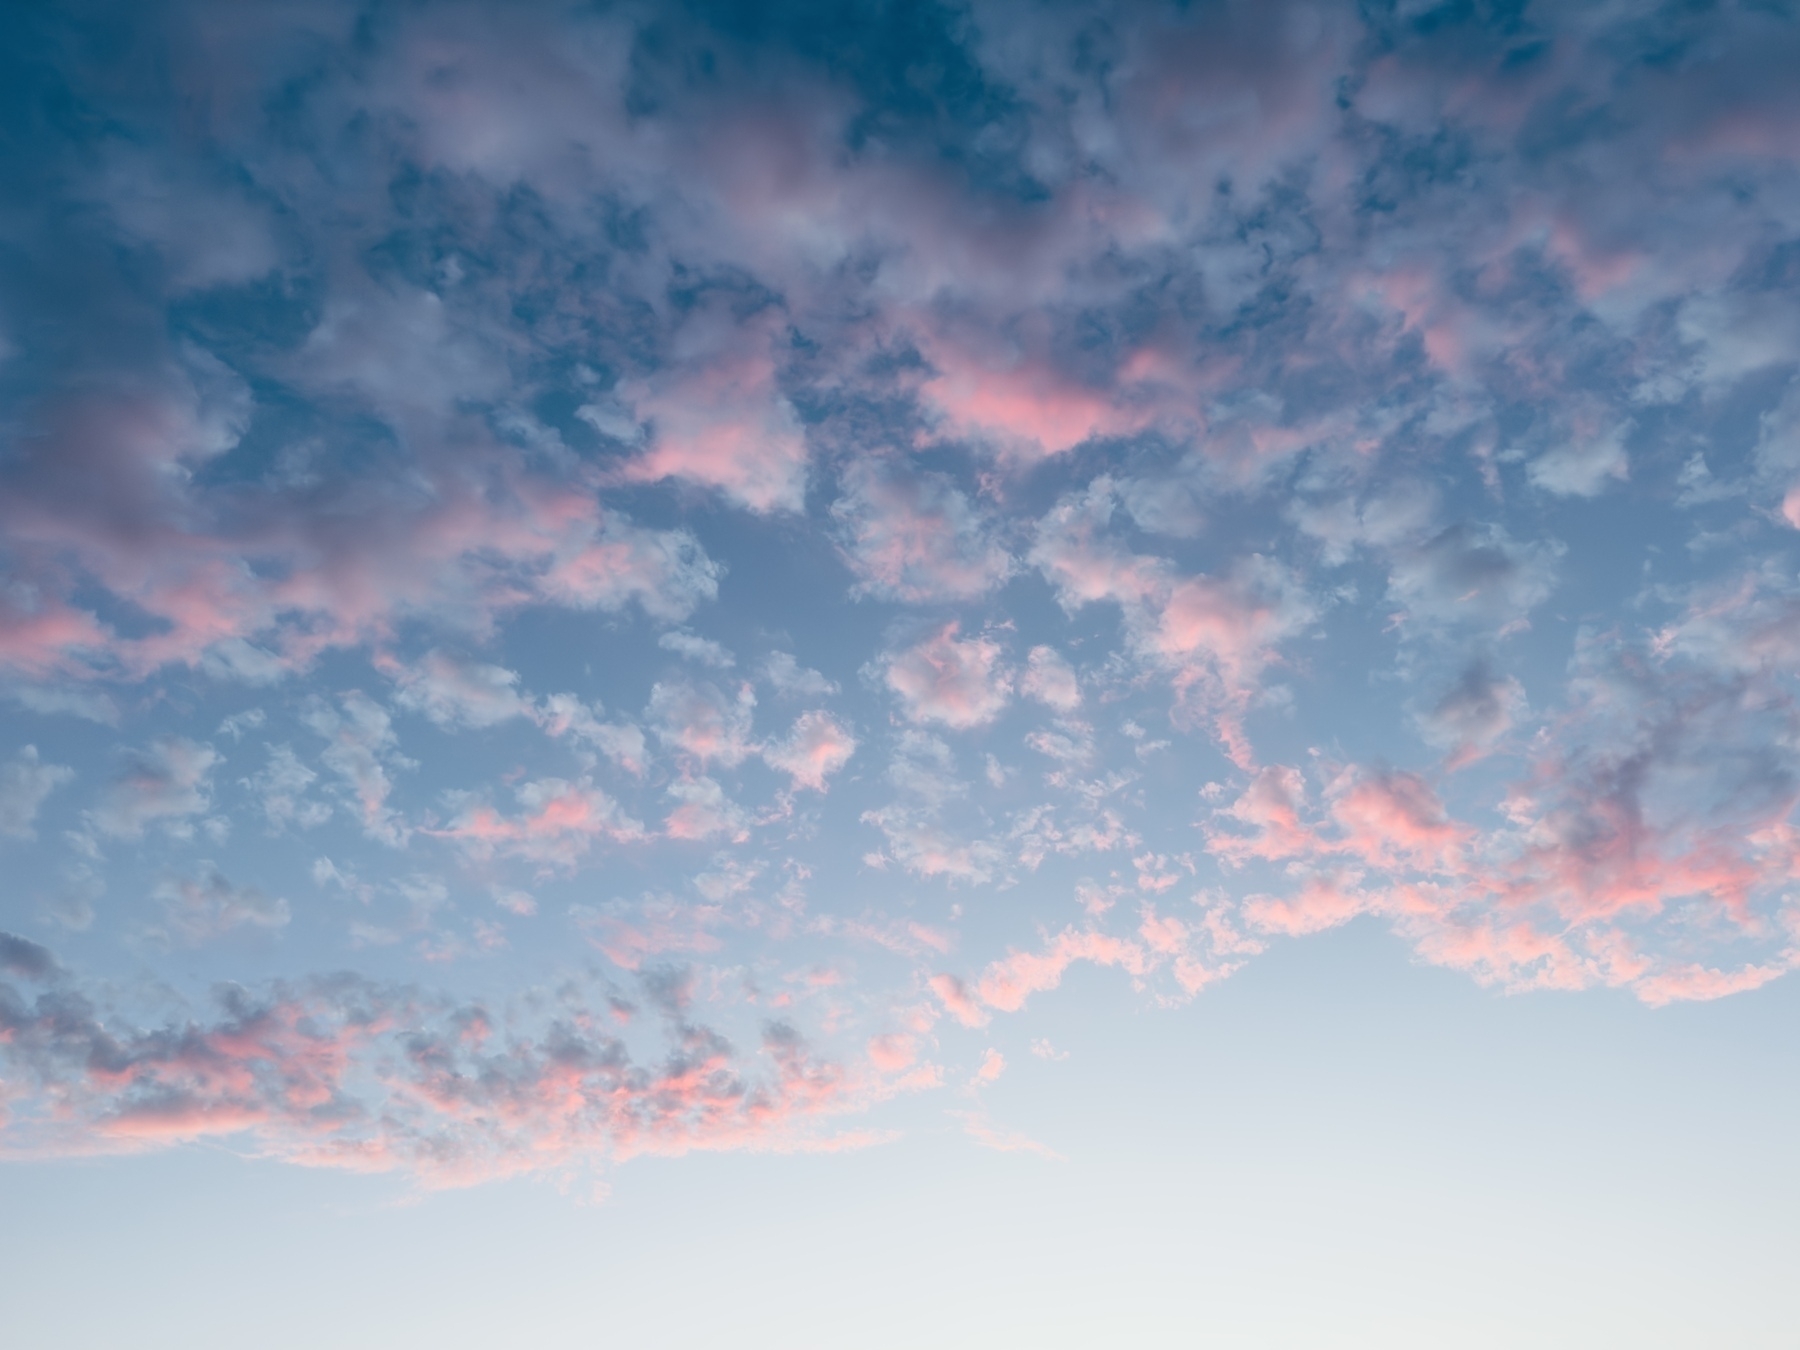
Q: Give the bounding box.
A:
[2,0,1799,1344]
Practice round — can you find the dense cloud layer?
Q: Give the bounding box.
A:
[4,0,1800,1184]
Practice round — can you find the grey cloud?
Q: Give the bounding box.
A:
[151,864,291,946]
[0,746,74,840]
[88,738,220,841]
[1417,660,1527,765]
[1388,523,1561,630]
[0,931,58,981]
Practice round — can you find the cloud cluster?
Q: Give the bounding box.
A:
[0,949,869,1185]
[5,0,1800,1184]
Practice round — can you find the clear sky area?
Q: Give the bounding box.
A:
[2,2,1798,1345]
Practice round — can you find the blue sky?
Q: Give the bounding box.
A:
[3,1,1799,1342]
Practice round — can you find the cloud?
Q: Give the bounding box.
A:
[432,778,644,867]
[761,652,837,698]
[928,974,989,1029]
[618,305,809,513]
[863,732,1005,884]
[1418,661,1527,768]
[386,651,532,729]
[304,694,411,846]
[246,745,332,831]
[914,325,1163,463]
[0,931,59,981]
[664,777,751,844]
[0,300,723,685]
[1019,645,1081,713]
[1031,480,1316,762]
[1528,420,1632,499]
[151,864,290,945]
[0,958,869,1184]
[8,0,1800,1188]
[883,624,1013,730]
[89,738,221,842]
[573,897,724,971]
[1386,524,1561,632]
[658,630,736,669]
[763,710,858,792]
[972,928,1145,1014]
[0,747,74,840]
[1199,571,1800,1001]
[538,695,649,775]
[648,680,759,768]
[830,458,1014,603]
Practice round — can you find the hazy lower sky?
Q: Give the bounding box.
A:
[2,2,1798,1344]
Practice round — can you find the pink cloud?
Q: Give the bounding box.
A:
[1630,961,1791,1008]
[917,336,1155,463]
[928,973,989,1029]
[830,458,1014,603]
[0,583,111,679]
[1205,765,1317,867]
[0,336,721,687]
[972,1048,1005,1084]
[866,1033,919,1075]
[1031,482,1315,763]
[1326,769,1470,874]
[1019,645,1081,713]
[0,962,882,1183]
[663,776,750,843]
[952,1108,1064,1161]
[1241,877,1369,938]
[573,894,724,971]
[763,710,857,791]
[618,309,808,513]
[648,680,759,768]
[430,778,644,867]
[884,623,1012,730]
[973,928,1145,1014]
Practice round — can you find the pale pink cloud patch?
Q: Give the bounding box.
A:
[884,624,1012,729]
[663,776,750,843]
[972,1047,1006,1084]
[916,329,1158,463]
[1031,481,1316,764]
[974,928,1145,1014]
[952,1109,1064,1161]
[1781,485,1800,529]
[1019,644,1081,712]
[573,894,724,971]
[928,973,990,1028]
[1326,768,1470,873]
[1242,876,1369,937]
[830,458,1014,603]
[762,710,857,791]
[1205,765,1318,867]
[1630,961,1791,1008]
[866,1033,919,1075]
[648,680,759,768]
[431,777,644,867]
[618,310,808,513]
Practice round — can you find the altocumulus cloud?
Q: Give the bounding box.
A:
[2,0,1800,1187]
